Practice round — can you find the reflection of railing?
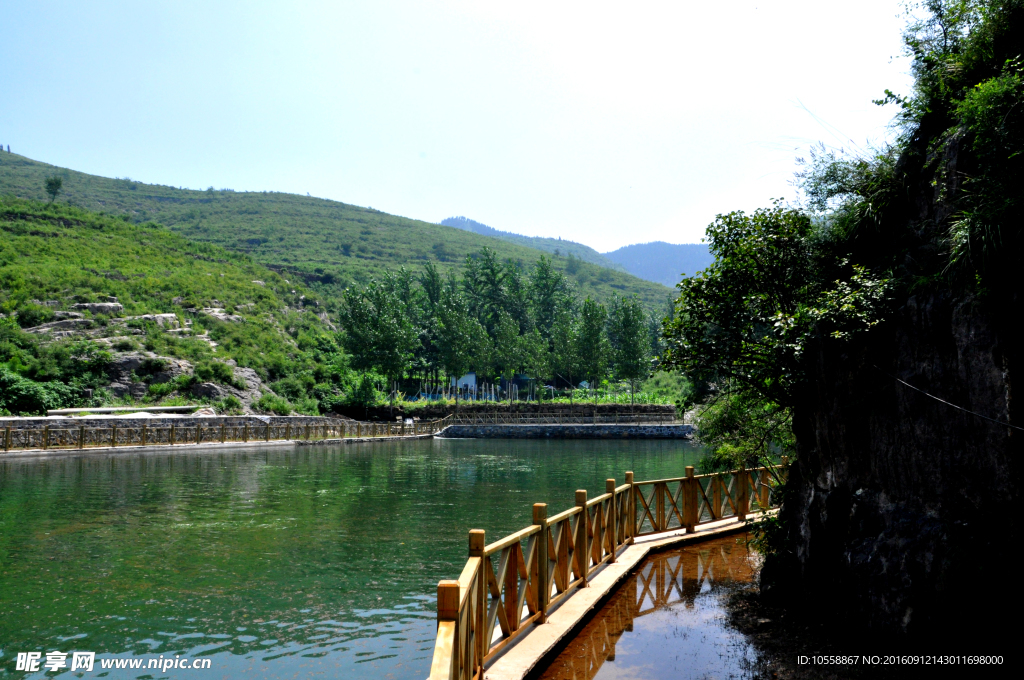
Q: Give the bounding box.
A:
[449,413,678,426]
[542,540,758,680]
[0,416,453,452]
[428,464,786,680]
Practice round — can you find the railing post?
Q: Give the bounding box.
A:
[141,423,148,447]
[285,423,291,441]
[265,423,270,442]
[759,468,770,510]
[43,425,49,450]
[713,474,723,520]
[575,490,589,586]
[532,503,549,623]
[655,482,665,533]
[684,466,696,533]
[111,424,117,448]
[220,423,226,444]
[78,426,84,450]
[736,468,748,521]
[4,425,10,451]
[606,479,617,562]
[469,529,486,668]
[196,424,202,446]
[625,471,634,543]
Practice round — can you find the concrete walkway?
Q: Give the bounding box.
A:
[483,514,766,680]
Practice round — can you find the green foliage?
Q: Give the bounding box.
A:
[44,176,62,203]
[0,366,78,414]
[16,304,54,328]
[577,298,609,388]
[662,203,888,406]
[255,393,292,416]
[0,198,359,411]
[608,295,652,402]
[338,270,419,390]
[694,387,794,473]
[0,153,672,313]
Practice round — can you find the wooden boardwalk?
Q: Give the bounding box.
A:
[428,464,786,680]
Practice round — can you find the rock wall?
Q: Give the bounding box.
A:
[763,129,1023,643]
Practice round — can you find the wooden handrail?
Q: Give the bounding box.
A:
[427,462,788,680]
[483,525,540,556]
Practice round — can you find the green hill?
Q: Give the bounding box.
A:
[0,153,673,311]
[440,216,628,272]
[0,197,347,416]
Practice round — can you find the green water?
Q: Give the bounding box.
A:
[0,439,702,679]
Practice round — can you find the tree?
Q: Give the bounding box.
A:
[529,255,570,339]
[609,295,651,406]
[435,283,487,410]
[492,310,525,408]
[549,304,582,409]
[337,270,420,413]
[45,176,63,203]
[576,297,609,392]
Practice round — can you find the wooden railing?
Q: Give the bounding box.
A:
[448,413,679,426]
[0,416,453,452]
[428,464,785,680]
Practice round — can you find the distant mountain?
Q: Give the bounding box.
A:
[440,216,627,273]
[602,242,713,288]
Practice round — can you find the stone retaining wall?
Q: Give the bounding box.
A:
[438,424,694,439]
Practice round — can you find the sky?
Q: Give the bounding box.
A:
[0,1,914,251]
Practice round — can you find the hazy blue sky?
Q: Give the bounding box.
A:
[1,1,913,250]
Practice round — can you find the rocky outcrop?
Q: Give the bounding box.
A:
[72,302,124,314]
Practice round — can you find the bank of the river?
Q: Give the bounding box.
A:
[439,423,693,438]
[0,438,703,680]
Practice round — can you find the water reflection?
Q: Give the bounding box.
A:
[0,439,702,679]
[538,533,760,680]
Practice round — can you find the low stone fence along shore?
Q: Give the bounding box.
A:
[438,423,694,439]
[0,415,449,453]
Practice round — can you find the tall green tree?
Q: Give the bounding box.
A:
[435,282,487,410]
[550,304,582,407]
[492,310,525,406]
[338,270,420,412]
[528,255,570,339]
[609,295,652,405]
[576,297,609,391]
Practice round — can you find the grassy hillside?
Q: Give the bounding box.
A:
[441,216,627,272]
[0,153,673,311]
[0,198,351,416]
[604,242,713,288]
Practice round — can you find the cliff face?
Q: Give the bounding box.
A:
[763,131,1022,639]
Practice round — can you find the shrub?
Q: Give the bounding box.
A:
[0,366,79,414]
[16,305,55,329]
[255,393,291,415]
[217,395,244,414]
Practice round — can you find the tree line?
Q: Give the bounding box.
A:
[337,248,659,407]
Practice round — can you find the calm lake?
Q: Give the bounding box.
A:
[0,439,703,679]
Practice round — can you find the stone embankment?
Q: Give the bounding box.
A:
[439,424,693,438]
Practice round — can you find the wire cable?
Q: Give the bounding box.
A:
[872,364,1023,432]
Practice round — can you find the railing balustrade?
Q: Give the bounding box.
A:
[428,464,786,680]
[0,415,455,453]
